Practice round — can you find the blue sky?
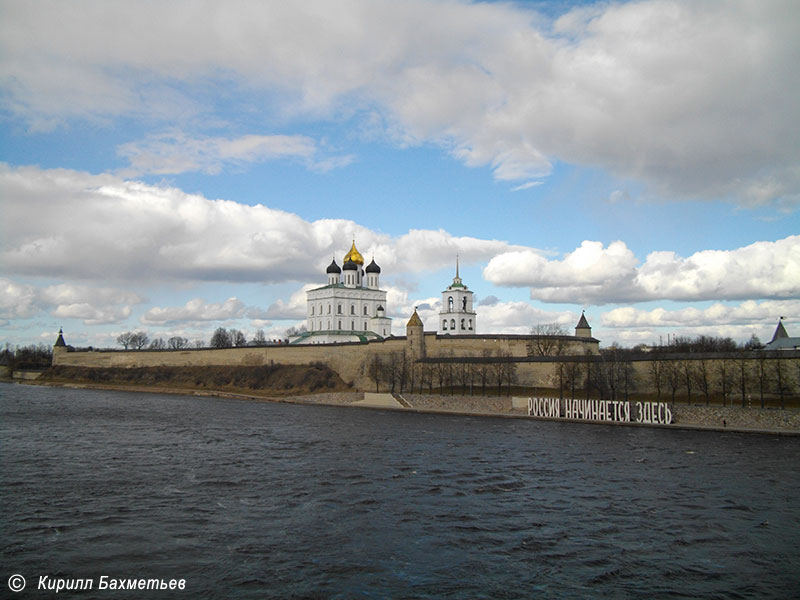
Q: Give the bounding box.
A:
[1,0,798,350]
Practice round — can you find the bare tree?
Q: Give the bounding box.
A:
[715,359,733,406]
[230,329,247,347]
[680,360,697,404]
[756,356,768,408]
[664,361,682,404]
[365,353,383,392]
[501,359,518,396]
[456,361,475,395]
[772,358,794,410]
[733,357,752,408]
[285,325,308,338]
[649,359,665,401]
[149,337,166,350]
[130,332,149,350]
[251,330,267,347]
[696,359,712,405]
[476,349,492,395]
[564,361,582,400]
[529,323,567,356]
[210,327,233,348]
[168,336,189,350]
[116,332,134,349]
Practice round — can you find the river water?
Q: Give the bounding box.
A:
[2,383,799,598]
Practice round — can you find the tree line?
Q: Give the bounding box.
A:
[363,349,519,396]
[0,343,53,370]
[113,328,273,350]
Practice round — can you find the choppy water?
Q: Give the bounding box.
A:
[2,382,799,598]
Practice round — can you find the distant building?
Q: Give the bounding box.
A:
[764,319,800,350]
[438,258,476,335]
[294,241,392,344]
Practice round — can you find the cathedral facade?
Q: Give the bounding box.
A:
[295,241,392,344]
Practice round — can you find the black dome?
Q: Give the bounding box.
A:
[326,259,341,274]
[365,258,381,274]
[343,259,358,271]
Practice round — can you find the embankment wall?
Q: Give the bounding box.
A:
[54,335,799,399]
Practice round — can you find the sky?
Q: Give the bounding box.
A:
[1,0,799,350]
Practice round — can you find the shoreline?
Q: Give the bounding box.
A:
[7,379,800,436]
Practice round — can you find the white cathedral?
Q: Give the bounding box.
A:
[295,241,393,344]
[292,242,478,344]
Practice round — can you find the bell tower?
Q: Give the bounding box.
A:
[438,257,476,335]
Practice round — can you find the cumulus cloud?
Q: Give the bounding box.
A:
[485,236,800,304]
[117,131,352,176]
[601,300,800,329]
[264,285,317,320]
[141,297,247,325]
[476,301,578,335]
[0,278,142,324]
[596,300,800,346]
[0,164,526,284]
[1,1,797,205]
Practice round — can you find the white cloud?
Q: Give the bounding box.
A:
[485,236,800,304]
[264,285,318,320]
[1,1,797,206]
[0,164,527,284]
[117,131,352,176]
[52,303,132,326]
[0,278,142,324]
[141,297,247,325]
[0,279,41,319]
[602,300,800,329]
[476,301,578,335]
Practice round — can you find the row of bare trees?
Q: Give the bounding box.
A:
[364,349,518,396]
[557,351,798,409]
[115,328,270,350]
[362,344,799,408]
[648,356,797,409]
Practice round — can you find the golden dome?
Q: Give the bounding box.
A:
[343,240,364,265]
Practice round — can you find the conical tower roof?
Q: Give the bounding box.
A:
[770,320,789,343]
[576,311,591,330]
[407,309,423,328]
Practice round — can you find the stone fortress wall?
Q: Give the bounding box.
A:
[52,324,800,397]
[52,327,599,392]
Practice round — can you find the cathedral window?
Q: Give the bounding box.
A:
[443,320,447,330]
[351,321,355,330]
[462,297,467,311]
[327,320,331,329]
[468,319,472,330]
[327,304,331,314]
[461,318,465,330]
[338,320,342,329]
[338,304,342,314]
[350,305,355,315]
[363,306,368,315]
[448,296,454,311]
[311,305,315,315]
[450,319,455,330]
[363,321,367,330]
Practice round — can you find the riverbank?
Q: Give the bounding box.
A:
[10,379,800,435]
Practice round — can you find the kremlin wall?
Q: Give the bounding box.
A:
[49,242,800,399]
[51,315,600,393]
